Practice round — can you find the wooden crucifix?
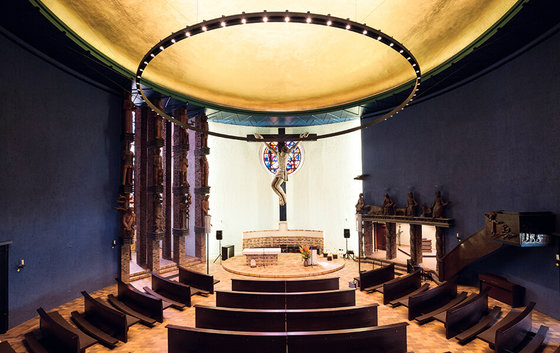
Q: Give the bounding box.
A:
[249,128,316,222]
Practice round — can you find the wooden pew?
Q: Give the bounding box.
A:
[477,302,535,351]
[479,273,525,307]
[215,289,356,309]
[0,341,16,353]
[178,267,218,295]
[382,269,428,305]
[71,291,138,347]
[108,278,167,325]
[195,304,378,332]
[231,277,339,293]
[29,307,97,353]
[359,264,394,293]
[143,272,191,309]
[407,281,467,321]
[438,287,499,339]
[167,322,409,353]
[519,325,549,353]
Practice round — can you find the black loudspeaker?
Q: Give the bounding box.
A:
[216,230,223,240]
[344,229,350,238]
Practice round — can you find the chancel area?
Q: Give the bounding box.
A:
[1,1,560,352]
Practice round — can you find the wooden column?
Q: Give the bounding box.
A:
[363,221,374,257]
[135,106,148,267]
[162,120,173,260]
[146,99,164,272]
[194,114,210,262]
[409,224,423,265]
[172,108,190,267]
[118,94,135,282]
[435,227,445,279]
[385,223,397,260]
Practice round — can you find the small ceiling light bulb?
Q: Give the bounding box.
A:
[327,20,332,26]
[159,46,165,51]
[221,21,226,27]
[377,36,382,40]
[362,29,368,35]
[143,61,148,65]
[389,43,394,47]
[171,38,176,44]
[185,31,191,37]
[306,17,312,23]
[345,24,351,30]
[285,16,290,22]
[263,16,268,22]
[139,68,143,71]
[150,53,155,57]
[416,70,419,73]
[412,63,417,67]
[202,25,207,31]
[137,75,141,78]
[241,18,247,24]
[407,57,411,60]
[399,49,404,53]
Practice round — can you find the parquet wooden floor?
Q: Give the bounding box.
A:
[1,258,558,352]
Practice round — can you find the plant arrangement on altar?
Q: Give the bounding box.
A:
[299,246,311,262]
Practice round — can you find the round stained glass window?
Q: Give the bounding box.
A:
[262,141,303,175]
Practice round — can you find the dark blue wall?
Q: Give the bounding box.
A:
[0,32,121,327]
[361,30,560,319]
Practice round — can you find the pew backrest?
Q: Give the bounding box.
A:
[116,278,163,322]
[231,278,339,293]
[495,302,535,353]
[82,291,127,341]
[383,269,422,305]
[359,264,395,291]
[215,289,356,309]
[152,272,191,306]
[408,280,457,320]
[37,308,79,353]
[178,267,215,294]
[445,288,489,339]
[195,304,378,332]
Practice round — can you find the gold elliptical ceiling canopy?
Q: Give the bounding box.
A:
[37,0,520,114]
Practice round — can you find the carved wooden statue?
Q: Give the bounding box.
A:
[200,115,209,149]
[405,192,418,216]
[201,194,210,227]
[420,203,431,217]
[355,193,365,214]
[123,93,134,134]
[121,144,134,186]
[178,158,189,187]
[177,194,187,229]
[155,116,163,140]
[114,195,135,236]
[382,193,394,215]
[153,148,163,187]
[154,195,164,233]
[431,190,449,219]
[200,155,209,187]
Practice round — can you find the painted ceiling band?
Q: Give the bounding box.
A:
[136,11,421,141]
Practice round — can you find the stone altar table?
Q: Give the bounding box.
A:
[242,222,324,251]
[242,248,281,266]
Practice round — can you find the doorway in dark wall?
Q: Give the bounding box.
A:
[374,223,386,251]
[0,241,10,334]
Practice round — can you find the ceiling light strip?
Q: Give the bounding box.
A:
[136,11,421,141]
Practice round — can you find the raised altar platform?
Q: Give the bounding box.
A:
[222,253,345,278]
[242,222,324,250]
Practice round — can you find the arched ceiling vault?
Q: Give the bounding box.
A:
[32,0,522,117]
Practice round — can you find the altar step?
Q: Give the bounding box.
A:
[363,257,408,276]
[129,256,201,282]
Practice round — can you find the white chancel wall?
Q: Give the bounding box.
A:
[205,120,363,258]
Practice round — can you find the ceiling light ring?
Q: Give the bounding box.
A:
[136,11,421,141]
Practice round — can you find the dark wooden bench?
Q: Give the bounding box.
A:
[407,280,467,321]
[382,269,427,305]
[215,289,356,309]
[231,277,339,293]
[478,302,535,350]
[178,266,219,296]
[108,278,167,325]
[71,291,138,347]
[437,287,499,339]
[518,325,549,353]
[195,304,378,332]
[0,341,16,353]
[359,264,394,292]
[479,273,525,307]
[27,307,98,353]
[167,322,409,353]
[143,272,191,309]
